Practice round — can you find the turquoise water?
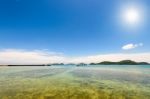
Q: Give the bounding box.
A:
[0,65,150,99]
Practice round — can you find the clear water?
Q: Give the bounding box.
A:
[0,65,150,99]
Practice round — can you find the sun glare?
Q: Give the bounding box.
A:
[119,3,147,29]
[123,7,141,25]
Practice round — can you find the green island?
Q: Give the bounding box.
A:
[89,60,149,65]
[0,60,149,67]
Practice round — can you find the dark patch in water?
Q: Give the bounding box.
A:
[70,68,150,84]
[3,68,67,78]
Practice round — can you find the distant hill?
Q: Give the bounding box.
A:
[90,60,149,65]
[0,60,149,66]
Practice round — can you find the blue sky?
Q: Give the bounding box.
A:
[0,0,150,64]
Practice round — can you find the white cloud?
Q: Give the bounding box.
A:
[0,49,66,65]
[0,49,149,65]
[122,43,143,50]
[69,53,150,63]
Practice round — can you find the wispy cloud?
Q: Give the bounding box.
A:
[0,49,149,65]
[122,43,143,50]
[70,53,150,63]
[0,49,66,65]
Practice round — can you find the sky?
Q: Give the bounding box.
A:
[0,0,150,64]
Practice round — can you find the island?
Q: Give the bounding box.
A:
[0,60,149,66]
[90,60,149,65]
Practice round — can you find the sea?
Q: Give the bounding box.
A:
[0,65,150,99]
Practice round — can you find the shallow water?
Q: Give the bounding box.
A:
[0,65,150,99]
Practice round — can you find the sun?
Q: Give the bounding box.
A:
[123,8,140,25]
[119,4,146,28]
